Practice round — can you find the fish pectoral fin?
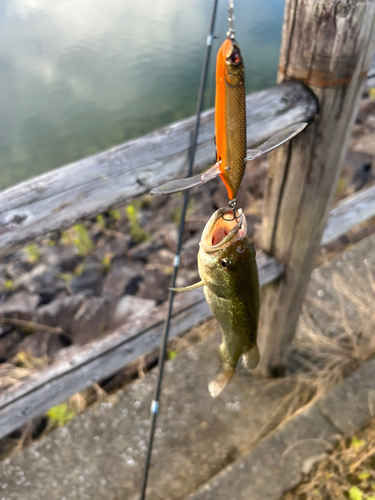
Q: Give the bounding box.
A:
[170,280,204,292]
[242,345,260,370]
[245,123,308,161]
[208,368,235,398]
[150,162,221,195]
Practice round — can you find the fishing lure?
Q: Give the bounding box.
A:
[151,37,307,205]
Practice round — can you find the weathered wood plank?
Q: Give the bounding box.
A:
[257,0,375,377]
[322,184,375,245]
[0,253,281,439]
[0,82,317,257]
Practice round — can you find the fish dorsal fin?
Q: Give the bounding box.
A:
[170,280,204,292]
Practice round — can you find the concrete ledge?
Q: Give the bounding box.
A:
[188,356,375,500]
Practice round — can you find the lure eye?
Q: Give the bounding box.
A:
[230,50,241,65]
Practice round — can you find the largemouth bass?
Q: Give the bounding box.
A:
[151,38,307,203]
[174,208,260,397]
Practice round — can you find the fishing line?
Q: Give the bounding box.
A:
[139,1,219,499]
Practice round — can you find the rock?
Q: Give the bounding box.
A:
[136,268,171,304]
[13,264,67,303]
[15,332,71,360]
[6,262,33,280]
[124,276,143,295]
[70,296,115,344]
[69,261,104,295]
[175,269,200,289]
[35,294,86,332]
[127,240,163,262]
[0,330,24,360]
[28,268,67,304]
[0,292,40,321]
[110,295,156,329]
[108,237,131,258]
[102,259,141,296]
[181,233,201,268]
[43,246,81,272]
[154,223,179,252]
[147,248,175,270]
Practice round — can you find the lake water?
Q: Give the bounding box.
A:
[0,0,285,190]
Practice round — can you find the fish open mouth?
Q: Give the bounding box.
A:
[200,208,247,253]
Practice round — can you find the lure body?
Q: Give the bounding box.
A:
[215,39,247,200]
[150,38,307,200]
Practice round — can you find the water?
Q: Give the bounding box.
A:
[0,0,285,190]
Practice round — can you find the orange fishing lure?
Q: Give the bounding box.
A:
[151,37,307,202]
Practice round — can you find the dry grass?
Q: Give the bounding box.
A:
[283,418,375,500]
[277,263,375,499]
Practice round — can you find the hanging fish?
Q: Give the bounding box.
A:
[151,38,307,203]
[173,208,260,397]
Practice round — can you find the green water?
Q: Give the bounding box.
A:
[0,0,285,190]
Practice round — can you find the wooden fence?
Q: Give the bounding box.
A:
[0,0,375,438]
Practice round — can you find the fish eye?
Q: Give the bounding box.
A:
[230,50,241,65]
[221,259,231,269]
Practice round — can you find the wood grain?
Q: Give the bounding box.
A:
[257,0,375,377]
[0,82,317,257]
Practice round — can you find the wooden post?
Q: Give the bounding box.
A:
[257,0,375,377]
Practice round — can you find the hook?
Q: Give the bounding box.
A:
[227,1,235,40]
[222,198,239,222]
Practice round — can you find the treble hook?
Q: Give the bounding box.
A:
[227,1,235,40]
[222,198,239,222]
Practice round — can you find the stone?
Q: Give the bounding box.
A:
[43,246,81,272]
[108,237,131,258]
[318,357,375,434]
[70,296,115,344]
[110,295,156,329]
[154,223,178,252]
[136,268,171,304]
[0,291,40,321]
[102,259,141,296]
[69,261,104,295]
[127,240,163,262]
[15,331,71,360]
[147,248,174,269]
[35,294,86,332]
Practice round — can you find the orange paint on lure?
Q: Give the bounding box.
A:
[150,38,307,202]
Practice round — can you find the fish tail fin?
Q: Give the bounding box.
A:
[208,368,235,398]
[242,345,260,370]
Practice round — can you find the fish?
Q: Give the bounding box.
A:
[173,208,260,397]
[151,38,307,202]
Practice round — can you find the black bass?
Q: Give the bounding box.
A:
[174,208,260,397]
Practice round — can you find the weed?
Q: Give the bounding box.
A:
[47,403,75,428]
[102,253,113,273]
[4,279,14,292]
[109,209,121,221]
[126,204,150,243]
[25,244,42,264]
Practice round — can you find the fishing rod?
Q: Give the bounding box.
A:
[138,1,220,499]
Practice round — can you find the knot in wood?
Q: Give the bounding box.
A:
[335,0,351,18]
